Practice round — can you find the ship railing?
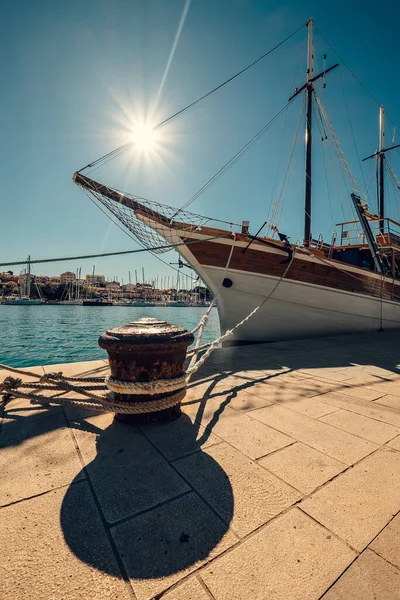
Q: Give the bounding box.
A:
[337,217,400,248]
[308,232,336,255]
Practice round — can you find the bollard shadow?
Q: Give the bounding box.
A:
[60,413,234,579]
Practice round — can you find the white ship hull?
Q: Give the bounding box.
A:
[204,265,400,343]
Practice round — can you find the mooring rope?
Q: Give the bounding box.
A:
[0,378,186,414]
[186,247,297,377]
[187,237,237,378]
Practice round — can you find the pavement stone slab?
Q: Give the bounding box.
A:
[162,577,211,600]
[258,442,346,495]
[339,373,389,387]
[140,413,222,461]
[42,359,110,378]
[322,549,400,600]
[301,447,400,551]
[317,391,400,427]
[364,378,400,396]
[1,395,64,418]
[0,481,132,600]
[183,401,294,460]
[222,388,274,412]
[251,404,378,465]
[331,384,388,402]
[0,409,84,506]
[244,377,337,404]
[388,435,400,451]
[298,368,355,382]
[111,491,237,600]
[374,394,400,410]
[200,507,356,600]
[369,512,400,570]
[70,413,189,523]
[270,395,339,419]
[174,442,301,538]
[320,409,400,444]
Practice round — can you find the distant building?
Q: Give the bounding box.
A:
[86,274,106,286]
[60,271,77,285]
[35,275,50,284]
[105,281,120,291]
[0,272,18,284]
[122,283,137,292]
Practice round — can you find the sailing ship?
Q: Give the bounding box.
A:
[73,19,400,343]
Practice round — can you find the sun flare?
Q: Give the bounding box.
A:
[131,122,159,153]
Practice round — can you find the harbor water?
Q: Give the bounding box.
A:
[0,305,221,368]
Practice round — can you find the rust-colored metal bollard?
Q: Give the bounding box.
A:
[98,318,194,423]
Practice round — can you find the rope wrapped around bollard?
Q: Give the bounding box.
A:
[0,366,188,415]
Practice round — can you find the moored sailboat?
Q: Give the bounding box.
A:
[4,256,43,305]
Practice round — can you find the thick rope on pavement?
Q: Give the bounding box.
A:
[0,363,105,383]
[0,384,186,414]
[0,372,187,414]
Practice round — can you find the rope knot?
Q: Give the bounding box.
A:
[40,371,64,382]
[0,376,23,392]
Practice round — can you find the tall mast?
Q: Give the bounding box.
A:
[378,106,385,234]
[304,18,314,245]
[363,106,400,236]
[289,21,337,246]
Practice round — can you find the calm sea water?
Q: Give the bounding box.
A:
[0,305,221,368]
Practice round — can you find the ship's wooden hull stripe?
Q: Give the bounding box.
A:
[188,240,400,303]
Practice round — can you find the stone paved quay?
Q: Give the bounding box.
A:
[1,330,400,599]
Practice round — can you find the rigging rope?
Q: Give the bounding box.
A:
[78,22,306,173]
[0,234,231,268]
[314,100,335,227]
[339,67,371,205]
[314,26,382,108]
[314,91,360,225]
[175,99,296,215]
[268,35,306,228]
[266,94,305,237]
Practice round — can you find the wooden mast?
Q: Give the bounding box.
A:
[378,106,385,234]
[304,18,314,246]
[289,20,337,247]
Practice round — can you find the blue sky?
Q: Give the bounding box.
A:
[2,0,400,284]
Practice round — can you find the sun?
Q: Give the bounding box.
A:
[131,122,159,154]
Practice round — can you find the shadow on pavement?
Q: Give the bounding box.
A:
[60,414,234,579]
